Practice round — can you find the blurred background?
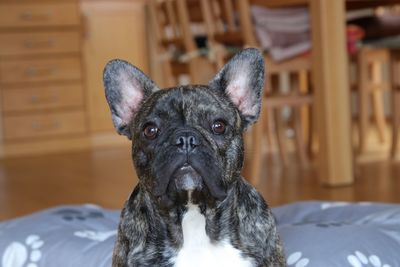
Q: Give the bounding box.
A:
[0,0,399,220]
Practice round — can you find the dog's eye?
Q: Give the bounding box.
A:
[212,120,226,135]
[143,123,159,140]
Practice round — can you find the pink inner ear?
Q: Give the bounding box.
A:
[226,83,256,116]
[120,91,144,123]
[117,74,145,124]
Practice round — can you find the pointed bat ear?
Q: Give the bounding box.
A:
[103,59,159,139]
[209,48,265,129]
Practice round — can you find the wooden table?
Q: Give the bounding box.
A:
[250,0,399,186]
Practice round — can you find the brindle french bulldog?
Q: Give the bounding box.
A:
[103,48,285,267]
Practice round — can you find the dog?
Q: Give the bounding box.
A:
[103,48,285,267]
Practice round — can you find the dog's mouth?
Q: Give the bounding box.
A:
[172,164,203,192]
[152,163,205,208]
[152,160,227,208]
[151,149,228,208]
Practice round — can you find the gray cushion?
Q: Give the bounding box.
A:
[1,201,399,267]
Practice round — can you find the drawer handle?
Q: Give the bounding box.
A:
[29,95,58,105]
[19,12,51,22]
[25,67,57,77]
[24,39,54,49]
[31,121,61,131]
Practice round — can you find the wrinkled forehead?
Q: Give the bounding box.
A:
[141,86,238,123]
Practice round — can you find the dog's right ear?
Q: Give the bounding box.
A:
[208,48,264,129]
[103,59,159,139]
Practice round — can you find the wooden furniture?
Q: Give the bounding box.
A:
[292,0,353,186]
[0,0,148,157]
[81,0,148,144]
[0,0,87,156]
[200,0,313,184]
[354,48,390,153]
[391,49,400,158]
[250,0,399,185]
[264,57,313,168]
[148,0,213,87]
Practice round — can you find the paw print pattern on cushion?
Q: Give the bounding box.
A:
[287,252,310,267]
[74,230,117,242]
[347,251,391,267]
[1,235,44,267]
[53,209,104,221]
[321,202,350,210]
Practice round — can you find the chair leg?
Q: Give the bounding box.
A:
[249,116,264,185]
[358,53,369,154]
[298,70,310,143]
[293,107,309,167]
[273,107,289,166]
[306,72,316,157]
[391,91,400,158]
[188,58,204,84]
[371,89,387,143]
[162,61,177,87]
[212,43,227,69]
[371,61,387,143]
[263,109,274,147]
[307,103,317,157]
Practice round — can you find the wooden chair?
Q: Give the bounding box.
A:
[352,47,390,154]
[199,0,313,184]
[390,49,400,158]
[264,57,313,168]
[148,0,207,87]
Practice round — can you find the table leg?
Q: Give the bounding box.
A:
[310,0,354,185]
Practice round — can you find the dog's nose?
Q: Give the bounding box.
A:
[175,131,200,152]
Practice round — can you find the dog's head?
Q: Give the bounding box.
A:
[103,48,264,208]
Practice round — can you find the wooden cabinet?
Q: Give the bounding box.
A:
[0,2,81,28]
[0,57,82,83]
[2,83,84,112]
[0,31,81,57]
[0,0,148,157]
[0,0,87,156]
[81,0,148,133]
[3,111,86,140]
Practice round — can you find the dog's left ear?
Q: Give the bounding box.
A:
[209,48,264,128]
[103,59,159,139]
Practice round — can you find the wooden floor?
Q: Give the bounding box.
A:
[1,133,400,220]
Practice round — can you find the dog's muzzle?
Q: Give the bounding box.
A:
[173,164,203,191]
[172,129,203,191]
[152,127,227,204]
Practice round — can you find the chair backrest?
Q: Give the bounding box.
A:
[149,0,206,86]
[201,0,311,64]
[200,0,257,47]
[149,0,198,55]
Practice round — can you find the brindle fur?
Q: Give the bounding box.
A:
[103,49,286,267]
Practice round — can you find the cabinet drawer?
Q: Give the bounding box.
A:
[0,3,80,28]
[0,57,82,84]
[0,31,80,57]
[3,111,86,140]
[2,83,84,112]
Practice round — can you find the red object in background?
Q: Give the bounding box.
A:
[347,25,365,55]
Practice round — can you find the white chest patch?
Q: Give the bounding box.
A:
[174,204,253,267]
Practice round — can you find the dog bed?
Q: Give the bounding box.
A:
[1,201,399,267]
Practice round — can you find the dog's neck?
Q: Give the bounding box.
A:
[175,196,253,267]
[134,180,240,245]
[121,177,277,266]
